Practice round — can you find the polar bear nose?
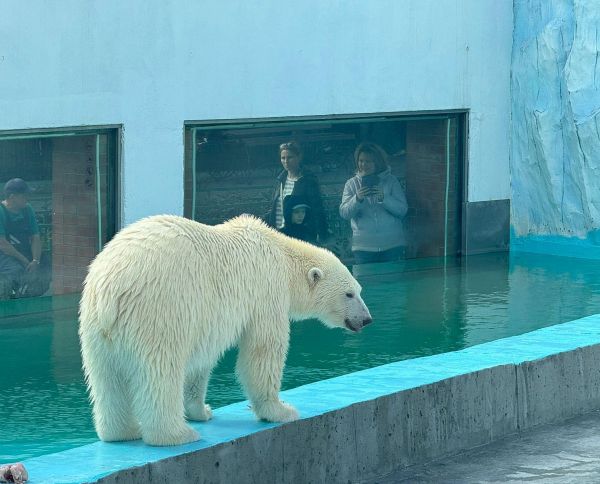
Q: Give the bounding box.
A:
[362,317,373,327]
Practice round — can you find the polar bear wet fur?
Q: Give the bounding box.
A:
[79,214,372,446]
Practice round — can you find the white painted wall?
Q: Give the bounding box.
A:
[0,0,513,225]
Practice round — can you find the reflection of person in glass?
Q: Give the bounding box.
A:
[280,195,316,244]
[339,142,408,264]
[0,178,49,298]
[264,141,329,243]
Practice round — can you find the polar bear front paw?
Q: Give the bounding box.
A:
[254,400,299,423]
[185,402,213,422]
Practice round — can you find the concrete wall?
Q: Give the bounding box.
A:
[22,314,600,483]
[0,0,513,225]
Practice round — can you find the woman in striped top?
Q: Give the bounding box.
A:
[264,141,329,244]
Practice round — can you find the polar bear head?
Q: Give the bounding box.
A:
[300,258,372,333]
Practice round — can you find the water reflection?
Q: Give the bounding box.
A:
[507,252,600,335]
[0,310,93,462]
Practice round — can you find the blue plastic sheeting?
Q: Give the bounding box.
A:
[511,230,600,260]
[22,314,600,484]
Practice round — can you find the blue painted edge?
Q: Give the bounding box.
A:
[511,228,600,259]
[23,313,600,484]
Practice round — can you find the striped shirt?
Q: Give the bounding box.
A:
[275,178,296,229]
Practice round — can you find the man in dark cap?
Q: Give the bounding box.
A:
[0,178,49,298]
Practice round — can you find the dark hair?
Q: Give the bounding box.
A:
[354,142,388,173]
[279,141,303,158]
[4,178,32,197]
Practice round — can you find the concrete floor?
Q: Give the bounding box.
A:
[365,410,600,483]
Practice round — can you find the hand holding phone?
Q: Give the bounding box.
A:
[361,174,379,188]
[371,185,384,203]
[357,186,371,202]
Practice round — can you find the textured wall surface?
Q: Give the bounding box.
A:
[512,0,600,239]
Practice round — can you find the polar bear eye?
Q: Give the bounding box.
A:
[346,292,354,298]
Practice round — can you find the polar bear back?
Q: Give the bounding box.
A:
[80,214,290,355]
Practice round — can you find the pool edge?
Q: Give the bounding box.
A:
[23,314,600,483]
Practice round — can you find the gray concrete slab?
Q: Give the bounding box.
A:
[365,410,600,483]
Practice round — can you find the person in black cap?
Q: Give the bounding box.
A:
[280,195,317,244]
[263,141,330,244]
[0,178,49,299]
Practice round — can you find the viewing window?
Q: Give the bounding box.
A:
[184,114,464,267]
[0,127,119,303]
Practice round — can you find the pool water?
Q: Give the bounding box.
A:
[2,252,600,463]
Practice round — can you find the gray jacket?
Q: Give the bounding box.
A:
[339,168,408,252]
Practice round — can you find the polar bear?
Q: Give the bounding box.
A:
[79,214,372,446]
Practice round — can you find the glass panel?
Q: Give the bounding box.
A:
[0,129,118,309]
[185,114,464,269]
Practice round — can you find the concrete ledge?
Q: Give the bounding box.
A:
[24,314,600,483]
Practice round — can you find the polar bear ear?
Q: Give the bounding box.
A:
[307,267,323,287]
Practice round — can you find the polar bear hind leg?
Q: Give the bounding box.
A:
[132,359,200,446]
[82,344,142,442]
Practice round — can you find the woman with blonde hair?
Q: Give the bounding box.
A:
[339,142,408,264]
[264,141,328,243]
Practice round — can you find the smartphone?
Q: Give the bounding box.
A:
[361,174,379,188]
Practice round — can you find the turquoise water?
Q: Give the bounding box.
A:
[2,252,600,463]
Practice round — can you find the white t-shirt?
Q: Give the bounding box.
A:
[275,178,296,229]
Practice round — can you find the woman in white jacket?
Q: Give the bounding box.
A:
[339,142,408,264]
